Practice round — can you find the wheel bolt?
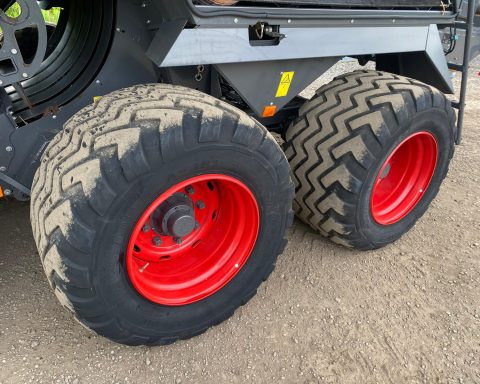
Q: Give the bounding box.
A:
[186,186,195,195]
[195,221,200,229]
[196,200,206,210]
[152,237,162,247]
[174,237,183,244]
[142,224,150,233]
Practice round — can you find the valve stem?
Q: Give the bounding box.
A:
[139,263,150,273]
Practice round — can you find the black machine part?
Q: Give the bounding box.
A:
[0,0,47,87]
[0,0,160,198]
[0,0,479,199]
[4,0,115,122]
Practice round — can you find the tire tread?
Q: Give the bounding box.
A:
[284,70,455,250]
[31,84,294,345]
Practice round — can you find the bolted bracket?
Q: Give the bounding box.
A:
[0,89,16,176]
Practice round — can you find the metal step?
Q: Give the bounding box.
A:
[448,63,464,71]
[454,21,468,30]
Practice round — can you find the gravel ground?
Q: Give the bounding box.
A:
[1,58,479,384]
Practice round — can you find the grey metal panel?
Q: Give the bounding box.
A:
[146,19,188,67]
[377,51,453,94]
[425,24,454,93]
[160,26,429,67]
[216,57,339,116]
[375,25,454,93]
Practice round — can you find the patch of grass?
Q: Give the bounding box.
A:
[6,2,61,24]
[42,7,61,24]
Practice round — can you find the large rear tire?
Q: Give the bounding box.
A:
[30,84,294,345]
[284,70,456,250]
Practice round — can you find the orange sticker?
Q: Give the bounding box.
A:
[262,105,277,117]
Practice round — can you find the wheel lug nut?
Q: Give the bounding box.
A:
[142,224,150,232]
[174,237,183,244]
[186,186,195,195]
[152,237,162,246]
[196,200,206,209]
[195,222,200,229]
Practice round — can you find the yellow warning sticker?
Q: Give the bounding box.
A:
[276,71,295,98]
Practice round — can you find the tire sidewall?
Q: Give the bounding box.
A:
[91,144,289,337]
[356,108,454,248]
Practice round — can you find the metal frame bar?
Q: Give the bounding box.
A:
[148,0,459,30]
[455,0,476,145]
[186,1,458,26]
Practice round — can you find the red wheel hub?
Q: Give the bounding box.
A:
[371,132,438,226]
[126,174,260,306]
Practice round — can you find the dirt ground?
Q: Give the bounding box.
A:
[1,59,479,384]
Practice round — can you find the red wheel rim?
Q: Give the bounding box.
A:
[371,132,438,226]
[126,174,260,306]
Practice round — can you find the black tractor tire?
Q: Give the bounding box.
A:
[284,70,456,250]
[30,84,294,346]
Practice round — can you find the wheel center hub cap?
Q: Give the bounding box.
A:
[153,194,196,238]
